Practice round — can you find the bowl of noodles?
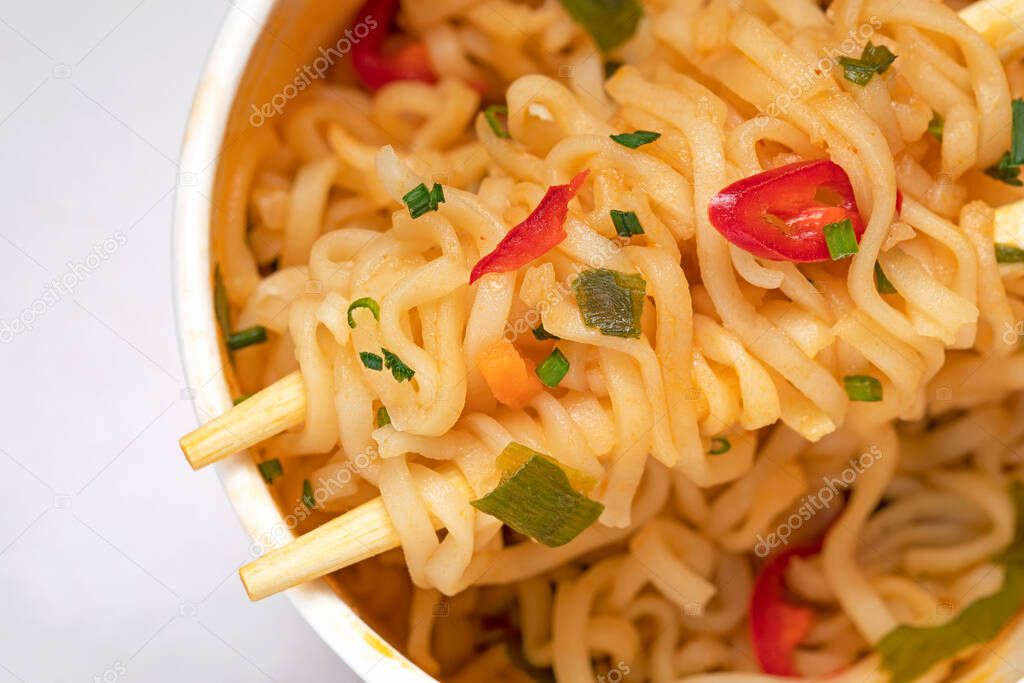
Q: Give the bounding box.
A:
[174,0,1024,681]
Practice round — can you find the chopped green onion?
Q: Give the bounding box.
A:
[708,437,731,455]
[985,151,1023,187]
[484,105,509,139]
[257,458,283,484]
[604,60,624,79]
[402,182,445,218]
[556,0,643,53]
[382,348,415,382]
[214,265,230,338]
[875,262,896,294]
[822,219,859,260]
[878,481,1024,683]
[360,351,383,371]
[531,323,560,341]
[927,112,944,141]
[347,297,380,328]
[496,442,597,492]
[838,42,897,86]
[1012,98,1024,165]
[233,393,255,406]
[996,243,1024,263]
[843,375,882,402]
[226,325,268,350]
[301,479,316,509]
[573,268,646,338]
[610,130,661,149]
[376,406,391,427]
[536,348,570,387]
[610,209,644,238]
[471,448,604,547]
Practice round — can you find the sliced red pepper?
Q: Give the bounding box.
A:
[708,159,865,263]
[350,0,437,91]
[470,170,590,284]
[749,535,826,677]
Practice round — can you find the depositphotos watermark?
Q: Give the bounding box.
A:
[754,445,883,557]
[249,18,378,127]
[0,230,127,344]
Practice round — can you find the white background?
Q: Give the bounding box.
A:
[0,1,358,681]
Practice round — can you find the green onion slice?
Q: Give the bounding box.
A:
[496,442,597,492]
[257,458,283,484]
[472,443,604,547]
[382,348,415,382]
[572,268,646,338]
[376,406,391,427]
[708,437,731,455]
[226,325,268,350]
[536,348,570,387]
[484,105,510,139]
[532,323,560,341]
[360,351,383,371]
[843,375,882,402]
[604,60,624,79]
[1012,98,1024,165]
[402,182,445,218]
[823,219,859,260]
[839,42,896,86]
[347,297,380,328]
[875,262,896,294]
[233,393,255,406]
[996,243,1024,263]
[609,130,660,149]
[985,152,1023,187]
[556,0,643,53]
[302,479,316,509]
[878,481,1024,683]
[610,209,644,238]
[927,112,944,141]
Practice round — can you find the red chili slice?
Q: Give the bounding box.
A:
[351,0,437,91]
[749,535,826,677]
[708,159,865,263]
[470,170,590,284]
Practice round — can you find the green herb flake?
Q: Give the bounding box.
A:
[301,479,316,509]
[985,151,1023,187]
[402,182,445,218]
[556,0,643,53]
[233,393,255,406]
[996,243,1024,263]
[484,105,510,139]
[609,130,661,149]
[839,42,897,86]
[875,262,897,294]
[536,348,570,387]
[382,348,415,382]
[843,374,883,402]
[226,325,268,351]
[257,458,283,484]
[360,351,383,371]
[708,436,731,455]
[878,481,1024,683]
[572,268,646,338]
[927,112,944,141]
[376,406,391,427]
[214,265,230,338]
[822,219,859,260]
[347,297,381,328]
[531,323,560,341]
[471,452,604,547]
[610,209,644,238]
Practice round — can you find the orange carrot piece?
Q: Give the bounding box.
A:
[476,340,544,409]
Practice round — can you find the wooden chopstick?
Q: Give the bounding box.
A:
[960,0,1024,58]
[179,370,305,470]
[239,463,471,600]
